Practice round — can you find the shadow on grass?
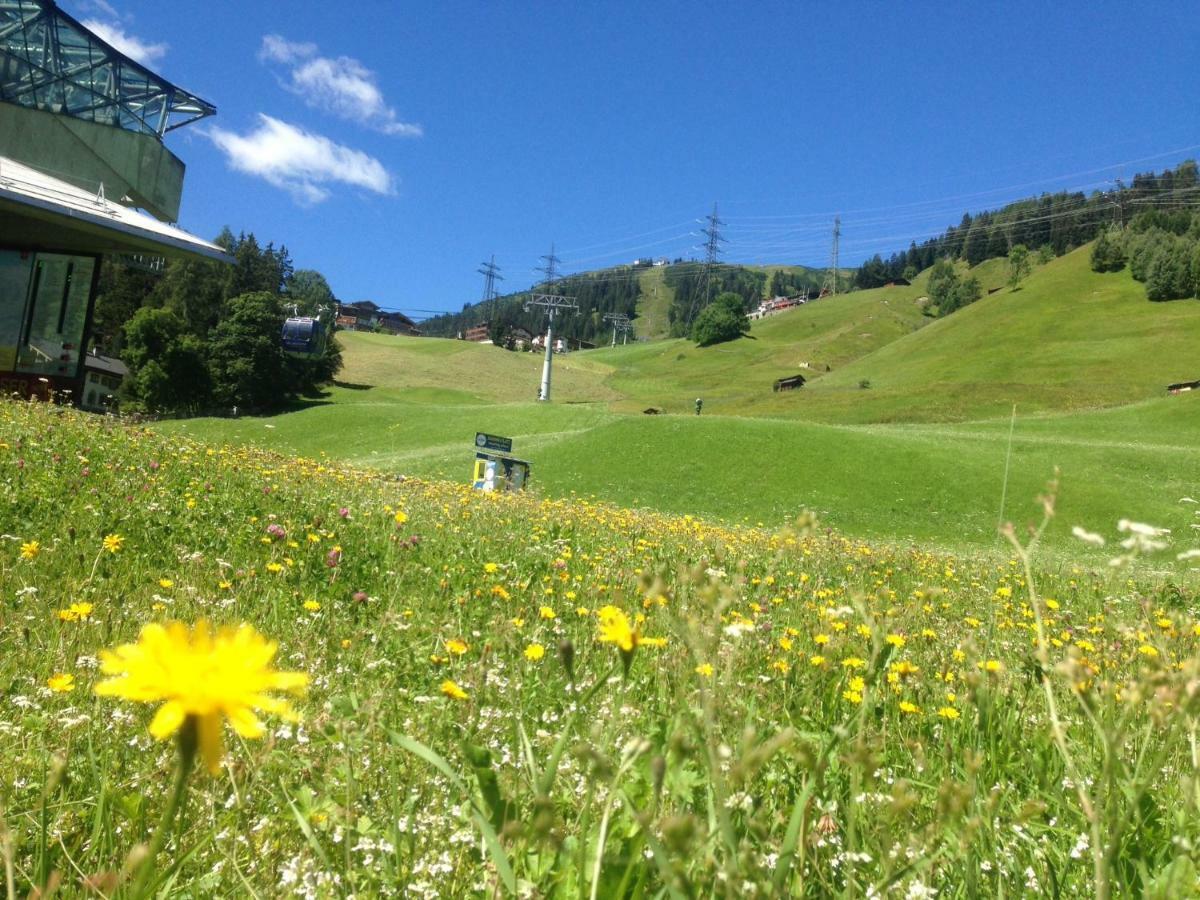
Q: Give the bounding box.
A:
[333,380,374,391]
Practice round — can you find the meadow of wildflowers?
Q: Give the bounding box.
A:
[2,396,1200,897]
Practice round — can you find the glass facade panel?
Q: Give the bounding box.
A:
[15,254,94,378]
[0,250,33,371]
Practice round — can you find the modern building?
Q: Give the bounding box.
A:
[0,0,227,402]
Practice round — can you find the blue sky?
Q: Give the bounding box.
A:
[71,0,1200,318]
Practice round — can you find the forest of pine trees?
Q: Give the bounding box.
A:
[855,160,1200,292]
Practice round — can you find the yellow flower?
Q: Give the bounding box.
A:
[20,540,40,560]
[813,634,830,646]
[94,622,309,774]
[841,657,866,669]
[886,634,906,649]
[394,510,409,525]
[842,689,863,705]
[597,605,636,652]
[303,600,321,612]
[445,638,469,655]
[340,639,352,649]
[982,659,1004,673]
[1138,644,1159,658]
[219,580,233,590]
[779,637,794,651]
[1045,599,1060,610]
[809,655,827,667]
[48,673,75,693]
[772,659,790,674]
[695,663,714,678]
[484,562,499,574]
[539,606,556,620]
[440,679,468,701]
[938,706,961,720]
[898,701,921,715]
[848,676,865,693]
[102,533,124,553]
[524,643,545,661]
[159,578,174,589]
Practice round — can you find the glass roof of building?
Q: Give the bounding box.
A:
[0,0,215,139]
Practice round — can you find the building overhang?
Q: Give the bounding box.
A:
[0,155,228,262]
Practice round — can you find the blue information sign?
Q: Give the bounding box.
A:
[474,432,513,453]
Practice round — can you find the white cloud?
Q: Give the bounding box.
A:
[259,35,422,138]
[206,114,395,204]
[82,19,168,65]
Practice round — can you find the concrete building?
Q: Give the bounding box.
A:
[0,0,227,403]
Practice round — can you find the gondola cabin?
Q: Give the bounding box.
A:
[281,316,328,358]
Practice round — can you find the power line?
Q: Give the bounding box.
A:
[819,216,841,297]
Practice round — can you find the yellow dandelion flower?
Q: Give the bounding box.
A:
[20,540,40,560]
[779,637,794,651]
[772,659,791,674]
[938,706,960,720]
[484,562,499,574]
[440,679,468,701]
[102,533,124,553]
[159,578,174,589]
[394,510,409,525]
[848,676,865,693]
[266,562,283,574]
[524,643,545,661]
[842,690,863,705]
[48,673,75,693]
[539,606,556,620]
[219,580,233,590]
[841,657,866,669]
[445,638,469,655]
[94,622,309,774]
[809,655,827,666]
[695,663,714,677]
[597,605,636,652]
[885,634,906,648]
[1045,599,1060,610]
[1138,644,1159,658]
[813,634,830,646]
[898,701,921,715]
[982,659,1004,673]
[303,600,321,612]
[340,639,352,649]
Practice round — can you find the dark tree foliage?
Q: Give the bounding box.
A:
[691,292,750,346]
[423,267,642,344]
[91,261,159,353]
[103,230,343,414]
[926,259,982,316]
[854,160,1200,286]
[1090,227,1127,273]
[665,265,765,336]
[120,308,211,413]
[207,292,293,409]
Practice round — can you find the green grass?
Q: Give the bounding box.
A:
[6,398,1200,897]
[154,242,1200,556]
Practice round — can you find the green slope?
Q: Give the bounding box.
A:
[798,246,1200,422]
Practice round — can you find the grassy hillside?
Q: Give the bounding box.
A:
[602,275,932,416]
[154,243,1200,552]
[798,247,1200,422]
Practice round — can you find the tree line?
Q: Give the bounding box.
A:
[855,160,1200,289]
[422,268,642,346]
[1092,207,1200,301]
[92,229,343,415]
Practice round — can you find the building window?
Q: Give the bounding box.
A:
[13,254,94,378]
